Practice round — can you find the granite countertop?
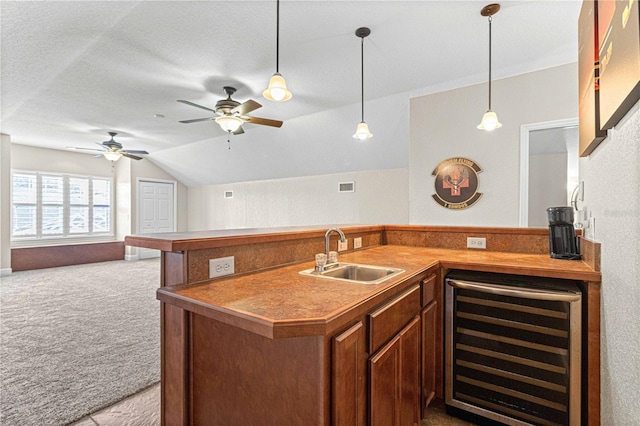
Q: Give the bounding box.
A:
[156,245,600,339]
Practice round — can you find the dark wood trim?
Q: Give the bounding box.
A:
[585,281,601,426]
[161,303,190,426]
[11,241,124,271]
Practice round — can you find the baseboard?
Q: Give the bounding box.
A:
[0,267,12,276]
[125,254,139,262]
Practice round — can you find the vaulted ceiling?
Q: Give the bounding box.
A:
[1,1,581,185]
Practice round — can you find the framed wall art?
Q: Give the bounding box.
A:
[597,0,640,131]
[578,0,607,156]
[431,158,483,210]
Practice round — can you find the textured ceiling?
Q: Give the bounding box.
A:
[1,1,581,185]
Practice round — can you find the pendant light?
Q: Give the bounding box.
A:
[477,3,502,131]
[353,27,373,140]
[263,0,292,102]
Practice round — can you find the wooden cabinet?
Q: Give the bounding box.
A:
[421,274,438,410]
[367,283,423,426]
[332,322,366,426]
[369,316,421,426]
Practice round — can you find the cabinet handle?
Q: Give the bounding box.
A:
[446,279,581,302]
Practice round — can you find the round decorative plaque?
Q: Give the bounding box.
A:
[431,158,483,210]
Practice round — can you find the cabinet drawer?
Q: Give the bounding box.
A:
[422,274,437,306]
[368,284,421,353]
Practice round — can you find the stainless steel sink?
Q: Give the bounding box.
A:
[299,263,405,284]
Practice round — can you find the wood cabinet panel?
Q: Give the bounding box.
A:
[399,316,421,426]
[369,316,421,426]
[422,274,437,306]
[369,333,401,426]
[421,301,437,411]
[368,284,421,353]
[332,322,366,426]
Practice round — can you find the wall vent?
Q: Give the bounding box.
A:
[224,190,234,199]
[339,182,355,193]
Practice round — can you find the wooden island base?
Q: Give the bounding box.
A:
[126,225,601,426]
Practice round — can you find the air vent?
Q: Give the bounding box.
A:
[339,182,355,192]
[224,190,234,199]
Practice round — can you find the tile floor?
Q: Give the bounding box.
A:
[69,383,160,426]
[69,384,475,426]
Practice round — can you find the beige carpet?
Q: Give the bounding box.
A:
[0,259,161,425]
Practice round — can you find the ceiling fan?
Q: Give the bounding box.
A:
[177,86,283,134]
[67,132,149,162]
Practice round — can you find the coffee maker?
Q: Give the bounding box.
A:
[547,207,581,260]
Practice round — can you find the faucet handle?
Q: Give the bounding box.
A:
[328,251,338,263]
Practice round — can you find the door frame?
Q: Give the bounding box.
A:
[519,118,579,227]
[135,177,177,259]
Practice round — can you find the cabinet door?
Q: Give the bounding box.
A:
[421,301,437,411]
[333,321,366,426]
[370,333,401,426]
[370,316,421,426]
[399,316,421,426]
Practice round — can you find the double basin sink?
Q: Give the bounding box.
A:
[299,263,405,284]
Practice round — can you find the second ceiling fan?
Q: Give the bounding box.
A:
[178,86,283,134]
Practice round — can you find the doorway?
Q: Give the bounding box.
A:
[137,179,176,259]
[519,118,579,227]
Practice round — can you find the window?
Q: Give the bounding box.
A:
[11,171,113,242]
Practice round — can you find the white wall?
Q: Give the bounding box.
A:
[579,103,640,423]
[528,152,567,227]
[188,168,408,231]
[0,134,11,275]
[6,144,188,248]
[409,64,578,226]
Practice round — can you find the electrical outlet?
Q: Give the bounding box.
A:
[467,237,486,249]
[354,237,362,249]
[209,256,235,278]
[337,239,348,252]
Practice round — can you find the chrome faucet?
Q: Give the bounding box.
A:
[325,228,346,262]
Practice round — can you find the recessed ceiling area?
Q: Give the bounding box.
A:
[1,1,581,186]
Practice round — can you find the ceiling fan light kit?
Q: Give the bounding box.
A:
[263,0,292,102]
[178,86,283,136]
[477,3,502,131]
[215,115,244,133]
[67,132,149,162]
[102,151,123,162]
[353,26,373,140]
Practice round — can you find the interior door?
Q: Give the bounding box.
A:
[138,180,175,259]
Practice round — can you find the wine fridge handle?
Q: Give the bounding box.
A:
[446,279,582,302]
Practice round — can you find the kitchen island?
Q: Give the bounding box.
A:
[125,225,601,425]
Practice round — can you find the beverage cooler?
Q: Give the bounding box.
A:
[445,270,583,426]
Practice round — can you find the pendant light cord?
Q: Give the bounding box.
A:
[360,35,365,121]
[488,15,492,110]
[276,0,280,73]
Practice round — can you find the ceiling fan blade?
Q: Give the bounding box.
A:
[177,100,216,113]
[179,117,214,124]
[233,126,245,135]
[66,146,104,152]
[123,150,149,155]
[122,153,143,160]
[244,116,283,128]
[232,99,261,116]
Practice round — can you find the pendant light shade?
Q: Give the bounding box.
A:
[354,122,373,140]
[353,27,372,140]
[215,115,243,133]
[263,0,292,102]
[477,3,502,131]
[264,72,291,102]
